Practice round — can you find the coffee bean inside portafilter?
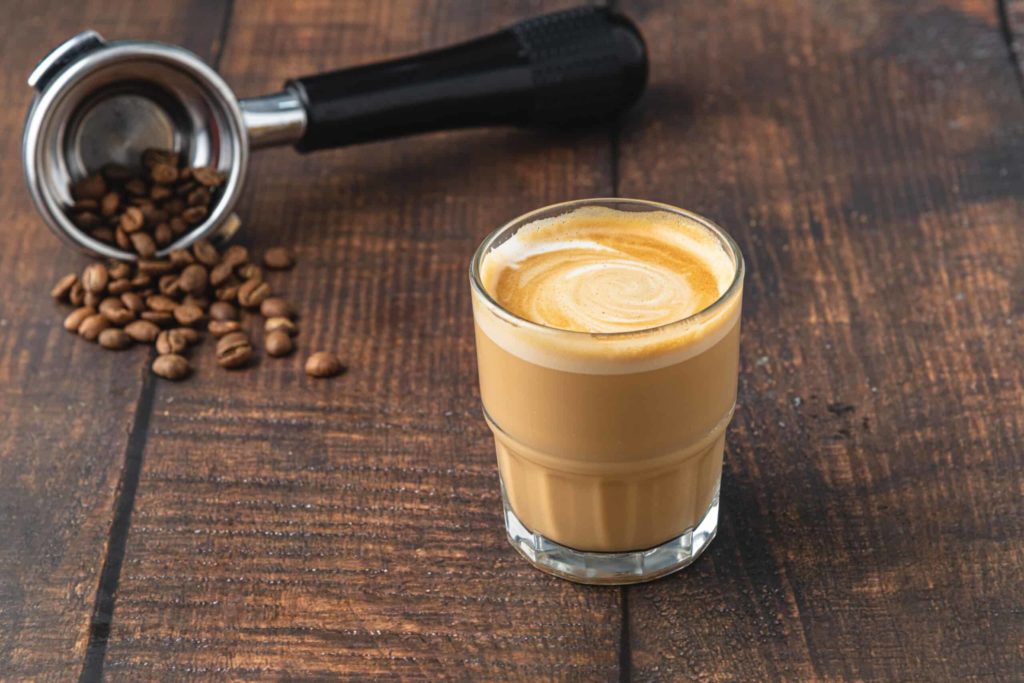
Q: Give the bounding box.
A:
[51,149,346,382]
[68,148,225,257]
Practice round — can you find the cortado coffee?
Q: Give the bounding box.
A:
[470,199,743,584]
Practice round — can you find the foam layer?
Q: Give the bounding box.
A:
[481,207,734,333]
[474,206,742,374]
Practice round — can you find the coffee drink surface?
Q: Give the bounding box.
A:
[473,205,742,557]
[482,206,732,334]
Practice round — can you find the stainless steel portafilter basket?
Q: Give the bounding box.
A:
[22,6,648,261]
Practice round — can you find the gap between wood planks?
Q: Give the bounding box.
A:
[602,4,633,678]
[77,3,236,681]
[996,0,1024,94]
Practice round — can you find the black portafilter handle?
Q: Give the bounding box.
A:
[287,6,648,152]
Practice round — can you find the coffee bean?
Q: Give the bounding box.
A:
[158,274,180,296]
[119,206,145,233]
[73,211,101,230]
[192,238,220,267]
[182,294,210,309]
[71,174,107,201]
[236,263,262,280]
[175,327,201,345]
[125,319,160,343]
[84,290,102,309]
[222,244,249,268]
[263,246,295,270]
[187,187,210,207]
[219,213,242,240]
[175,180,198,197]
[64,306,96,332]
[150,184,173,201]
[97,295,121,315]
[260,297,294,319]
[51,273,77,301]
[192,166,226,187]
[91,227,115,243]
[124,178,148,197]
[130,231,157,258]
[173,303,205,327]
[115,227,132,250]
[150,163,179,184]
[165,197,186,215]
[169,216,188,236]
[109,261,131,279]
[98,328,132,350]
[216,331,253,368]
[181,205,208,225]
[78,313,110,341]
[121,292,146,315]
[156,329,189,355]
[141,310,175,327]
[82,263,109,293]
[146,294,177,312]
[215,284,240,302]
[141,205,167,226]
[154,222,173,247]
[99,297,134,325]
[305,351,344,378]
[69,281,85,306]
[237,278,271,308]
[208,320,241,337]
[152,354,190,380]
[169,249,195,268]
[137,259,174,275]
[99,191,120,217]
[209,261,234,287]
[265,330,294,357]
[108,278,133,295]
[264,317,298,336]
[143,148,178,168]
[209,301,237,321]
[217,330,249,347]
[130,273,152,289]
[178,264,209,295]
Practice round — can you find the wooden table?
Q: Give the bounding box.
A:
[2,1,1021,680]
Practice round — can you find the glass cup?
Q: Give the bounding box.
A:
[470,198,744,584]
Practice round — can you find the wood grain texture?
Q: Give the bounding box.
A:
[618,0,1024,680]
[0,2,229,680]
[4,0,1022,680]
[101,1,623,680]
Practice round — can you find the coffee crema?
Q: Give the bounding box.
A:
[481,206,733,334]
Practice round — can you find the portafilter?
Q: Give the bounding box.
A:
[23,6,647,261]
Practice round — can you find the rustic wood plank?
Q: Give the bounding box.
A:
[102,1,624,679]
[0,1,230,679]
[618,0,1024,680]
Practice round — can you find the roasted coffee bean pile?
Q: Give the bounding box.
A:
[51,239,346,381]
[67,148,227,257]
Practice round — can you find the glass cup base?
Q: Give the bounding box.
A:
[502,489,719,585]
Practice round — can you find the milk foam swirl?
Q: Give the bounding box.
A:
[481,207,734,334]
